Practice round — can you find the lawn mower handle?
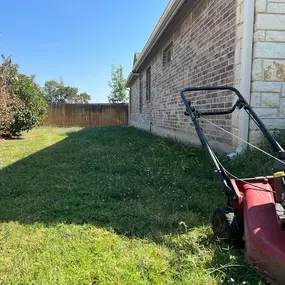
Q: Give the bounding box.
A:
[181,85,283,198]
[181,85,283,153]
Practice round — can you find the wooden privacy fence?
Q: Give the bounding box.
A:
[42,103,128,127]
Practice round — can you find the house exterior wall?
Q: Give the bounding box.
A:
[249,0,285,143]
[129,0,237,151]
[232,0,246,147]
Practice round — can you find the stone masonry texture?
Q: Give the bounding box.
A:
[250,0,285,144]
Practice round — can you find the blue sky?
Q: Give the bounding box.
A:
[1,0,169,102]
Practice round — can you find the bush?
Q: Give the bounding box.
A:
[0,56,47,136]
[0,57,21,136]
[0,81,19,133]
[9,74,47,135]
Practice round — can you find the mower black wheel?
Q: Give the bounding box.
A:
[212,208,243,248]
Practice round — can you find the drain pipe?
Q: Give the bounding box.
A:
[232,0,255,156]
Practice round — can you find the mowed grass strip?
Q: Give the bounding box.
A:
[0,127,264,284]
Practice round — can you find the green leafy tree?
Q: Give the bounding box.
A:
[58,85,78,103]
[10,74,48,135]
[108,65,127,103]
[75,92,91,103]
[41,80,62,103]
[42,80,91,103]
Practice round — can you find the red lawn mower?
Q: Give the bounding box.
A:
[181,86,285,285]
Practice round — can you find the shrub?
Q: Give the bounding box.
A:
[0,81,17,132]
[0,57,21,136]
[9,74,47,135]
[0,56,48,136]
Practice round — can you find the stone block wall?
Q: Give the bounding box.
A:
[250,0,285,142]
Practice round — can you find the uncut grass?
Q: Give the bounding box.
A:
[0,127,265,284]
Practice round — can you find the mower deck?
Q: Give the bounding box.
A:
[234,179,285,285]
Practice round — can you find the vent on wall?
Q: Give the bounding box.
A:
[163,42,173,66]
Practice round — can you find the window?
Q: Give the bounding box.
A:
[139,75,143,113]
[163,42,173,66]
[146,67,151,102]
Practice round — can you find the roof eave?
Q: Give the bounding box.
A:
[125,71,140,88]
[132,0,185,72]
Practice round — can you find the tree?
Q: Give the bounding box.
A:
[58,85,78,103]
[9,74,48,135]
[41,80,62,103]
[42,80,91,103]
[75,92,91,103]
[108,65,127,103]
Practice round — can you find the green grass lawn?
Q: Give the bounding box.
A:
[0,127,266,284]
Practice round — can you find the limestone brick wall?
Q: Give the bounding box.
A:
[250,0,285,142]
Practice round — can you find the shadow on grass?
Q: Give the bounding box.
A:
[0,126,264,283]
[0,126,222,238]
